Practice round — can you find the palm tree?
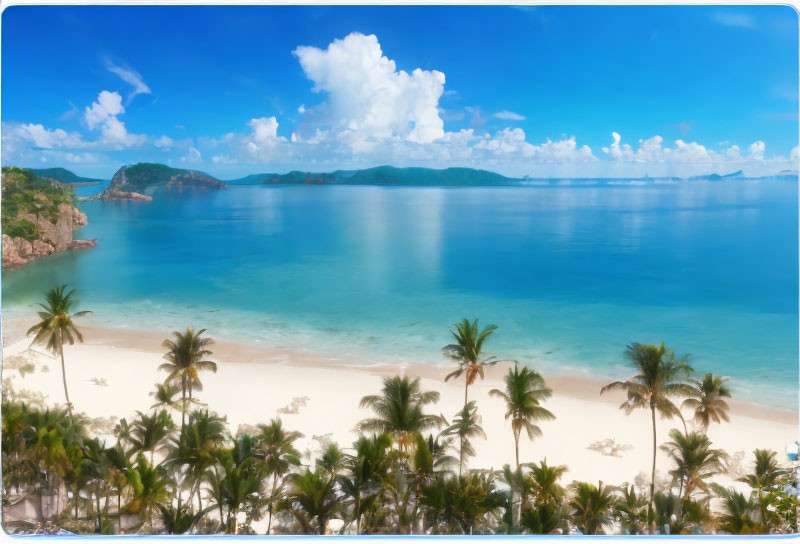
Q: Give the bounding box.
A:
[660,429,727,501]
[600,342,694,528]
[358,375,444,453]
[528,459,567,509]
[568,481,616,535]
[149,382,182,412]
[130,410,175,463]
[713,484,763,534]
[255,418,303,534]
[159,328,217,429]
[490,363,554,469]
[26,285,91,422]
[681,373,731,433]
[340,433,393,534]
[739,449,787,531]
[443,318,498,407]
[284,468,339,534]
[103,445,131,534]
[443,401,485,476]
[126,453,171,532]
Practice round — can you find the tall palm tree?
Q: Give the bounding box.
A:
[443,401,485,476]
[681,373,731,433]
[660,429,728,501]
[27,285,91,422]
[358,375,444,453]
[490,363,555,469]
[443,318,498,407]
[339,433,393,534]
[600,342,694,528]
[159,328,217,429]
[255,418,303,534]
[126,453,171,532]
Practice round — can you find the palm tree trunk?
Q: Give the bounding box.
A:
[514,431,521,528]
[181,378,187,430]
[118,492,122,534]
[267,472,278,534]
[58,331,74,424]
[459,381,469,477]
[650,405,657,535]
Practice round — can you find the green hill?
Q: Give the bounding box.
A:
[254,165,515,186]
[30,167,105,184]
[100,163,227,200]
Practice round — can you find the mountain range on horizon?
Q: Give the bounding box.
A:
[17,163,800,189]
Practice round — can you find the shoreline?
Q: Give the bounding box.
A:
[3,317,795,426]
[3,316,798,490]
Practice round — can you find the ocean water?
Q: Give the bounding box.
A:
[3,181,797,407]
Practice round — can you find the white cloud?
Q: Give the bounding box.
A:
[106,60,151,103]
[12,123,87,149]
[153,135,175,149]
[294,32,445,151]
[243,116,286,160]
[83,91,145,148]
[181,146,203,164]
[494,110,526,121]
[747,140,765,161]
[712,11,757,29]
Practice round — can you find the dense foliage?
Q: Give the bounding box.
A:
[2,285,798,535]
[1,167,77,241]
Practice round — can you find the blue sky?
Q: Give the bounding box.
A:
[2,5,798,178]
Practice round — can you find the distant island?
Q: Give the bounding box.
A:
[1,167,96,269]
[30,167,105,186]
[227,165,514,187]
[98,163,228,201]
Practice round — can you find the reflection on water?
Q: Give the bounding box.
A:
[3,181,797,406]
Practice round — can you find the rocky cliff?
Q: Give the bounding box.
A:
[99,163,226,200]
[2,167,97,269]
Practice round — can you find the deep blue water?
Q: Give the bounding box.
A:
[3,181,797,406]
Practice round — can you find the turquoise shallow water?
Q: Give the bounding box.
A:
[2,181,797,407]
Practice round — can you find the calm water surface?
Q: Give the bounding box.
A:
[3,181,797,406]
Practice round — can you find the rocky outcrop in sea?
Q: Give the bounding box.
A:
[2,203,97,269]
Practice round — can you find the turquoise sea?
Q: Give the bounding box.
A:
[2,180,797,407]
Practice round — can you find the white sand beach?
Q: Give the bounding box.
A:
[2,317,797,493]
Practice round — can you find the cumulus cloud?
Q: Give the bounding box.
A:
[153,135,175,149]
[293,32,445,151]
[83,91,145,148]
[244,116,287,160]
[11,123,87,149]
[106,60,151,104]
[494,110,526,121]
[181,146,203,164]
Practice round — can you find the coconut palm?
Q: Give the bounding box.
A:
[126,453,171,532]
[339,433,393,535]
[102,445,131,534]
[166,410,227,512]
[490,363,554,469]
[443,318,498,407]
[358,375,444,453]
[600,342,694,528]
[681,373,731,433]
[443,401,486,476]
[713,484,763,534]
[528,459,567,509]
[660,429,727,501]
[255,418,303,534]
[130,410,175,463]
[568,481,616,535]
[26,285,91,422]
[159,328,217,429]
[149,382,183,412]
[284,468,339,535]
[738,449,788,531]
